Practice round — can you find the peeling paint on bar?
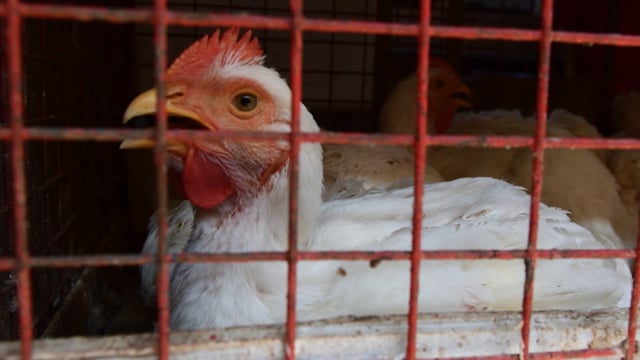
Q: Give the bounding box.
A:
[6,128,640,152]
[405,1,432,359]
[285,1,304,358]
[6,0,34,358]
[520,0,554,358]
[0,248,636,272]
[151,0,170,358]
[0,4,638,47]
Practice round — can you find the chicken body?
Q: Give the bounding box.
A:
[380,65,636,249]
[433,110,635,249]
[139,144,442,307]
[379,58,471,135]
[123,29,631,330]
[169,175,631,330]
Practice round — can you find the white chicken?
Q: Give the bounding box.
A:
[380,65,637,250]
[122,28,631,330]
[135,59,470,306]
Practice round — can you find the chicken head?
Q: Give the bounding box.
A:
[379,58,471,134]
[121,28,319,209]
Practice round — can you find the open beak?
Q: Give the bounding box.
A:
[120,88,207,149]
[451,84,472,110]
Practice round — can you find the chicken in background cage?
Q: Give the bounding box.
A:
[3,0,640,359]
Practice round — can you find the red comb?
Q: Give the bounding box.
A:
[616,83,629,96]
[167,28,264,79]
[429,57,456,74]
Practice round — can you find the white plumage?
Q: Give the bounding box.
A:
[166,170,631,330]
[123,29,631,331]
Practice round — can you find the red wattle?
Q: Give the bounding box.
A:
[182,148,234,209]
[434,109,455,134]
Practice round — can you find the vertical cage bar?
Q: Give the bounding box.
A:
[521,0,553,359]
[326,0,336,118]
[7,0,34,358]
[625,220,640,358]
[152,0,170,358]
[406,0,431,359]
[286,0,304,359]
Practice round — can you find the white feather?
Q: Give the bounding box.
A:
[167,166,631,330]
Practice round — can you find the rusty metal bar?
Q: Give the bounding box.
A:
[456,347,620,360]
[286,1,304,359]
[521,1,554,359]
[435,347,621,360]
[2,4,640,47]
[0,248,634,273]
[0,3,153,22]
[529,348,621,360]
[152,0,170,358]
[0,258,17,270]
[434,356,515,360]
[6,0,34,358]
[625,217,640,358]
[552,30,640,47]
[406,0,431,358]
[6,128,640,150]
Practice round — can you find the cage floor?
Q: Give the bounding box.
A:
[0,309,633,359]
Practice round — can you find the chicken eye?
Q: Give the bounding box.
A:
[233,93,258,112]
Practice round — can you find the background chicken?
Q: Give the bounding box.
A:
[379,58,472,135]
[323,57,472,197]
[323,57,471,198]
[121,28,631,330]
[379,63,636,249]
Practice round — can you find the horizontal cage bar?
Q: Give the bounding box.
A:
[0,5,640,46]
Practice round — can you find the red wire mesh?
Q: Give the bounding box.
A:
[520,2,553,358]
[149,0,169,357]
[0,13,16,342]
[3,0,640,359]
[6,2,33,359]
[2,0,137,351]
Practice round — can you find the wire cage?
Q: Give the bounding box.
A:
[3,0,640,359]
[1,0,137,341]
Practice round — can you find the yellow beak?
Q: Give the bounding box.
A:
[452,84,472,110]
[120,88,205,149]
